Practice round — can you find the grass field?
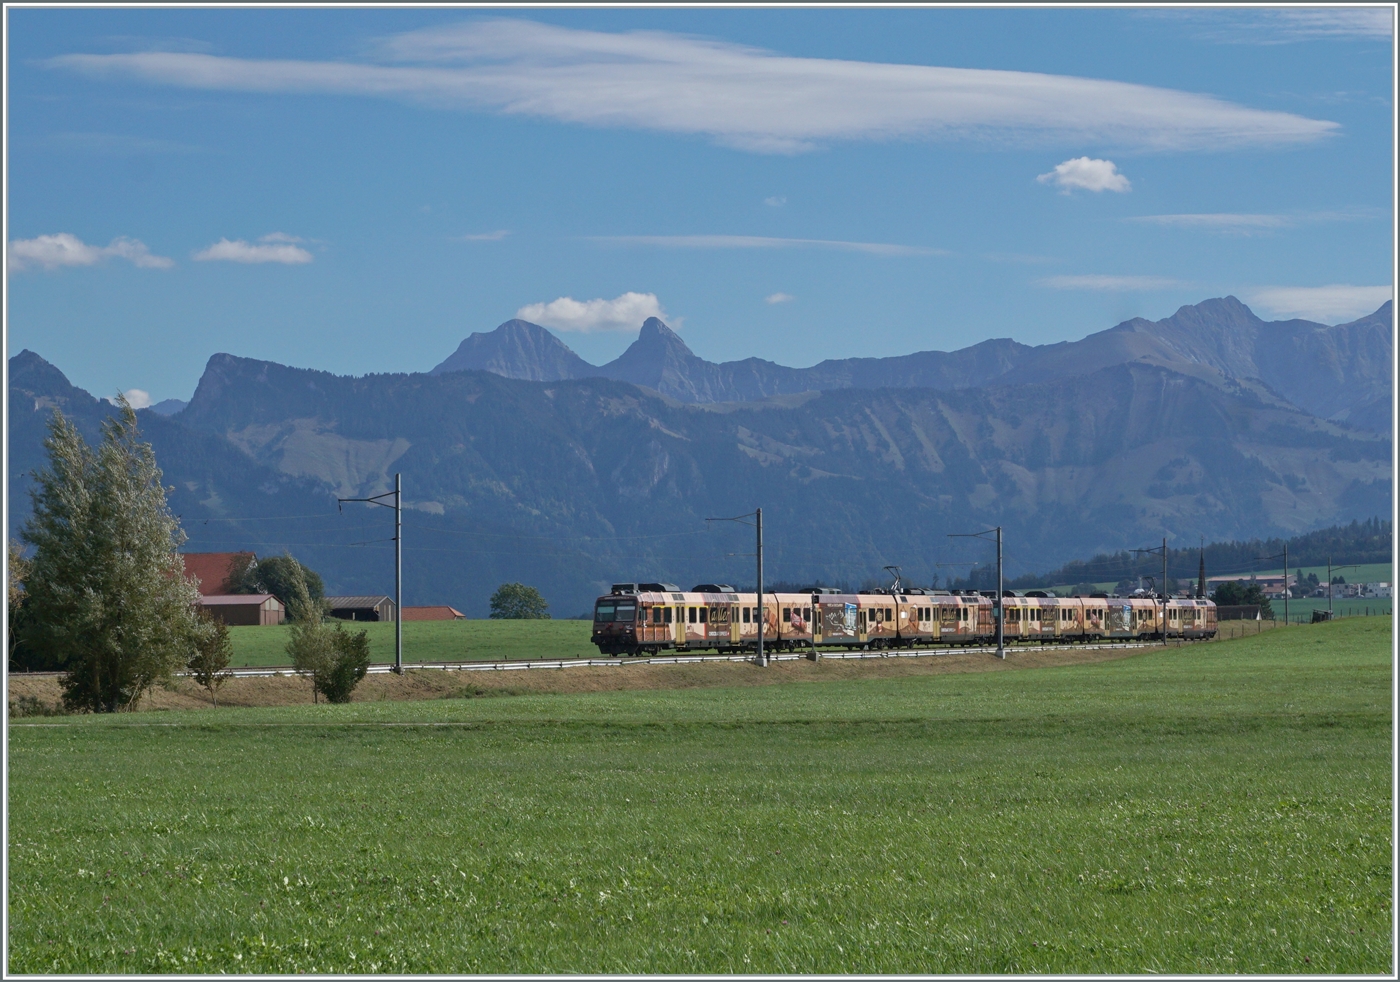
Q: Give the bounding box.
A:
[227,618,596,667]
[7,618,1391,973]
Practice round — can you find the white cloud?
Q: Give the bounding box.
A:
[1038,274,1183,291]
[591,234,944,257]
[1037,157,1131,193]
[106,389,153,410]
[455,230,510,241]
[765,292,795,304]
[1247,285,1392,324]
[764,196,786,207]
[8,232,173,271]
[193,234,313,264]
[517,291,669,333]
[48,20,1338,154]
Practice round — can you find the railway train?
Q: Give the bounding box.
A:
[591,582,1217,656]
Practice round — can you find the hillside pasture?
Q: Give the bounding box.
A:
[6,619,1391,974]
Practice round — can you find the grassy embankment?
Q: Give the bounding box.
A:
[227,618,595,667]
[7,618,1390,974]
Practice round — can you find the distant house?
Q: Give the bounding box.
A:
[326,596,397,622]
[181,551,255,596]
[403,606,466,621]
[199,593,285,626]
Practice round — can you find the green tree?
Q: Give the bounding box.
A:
[283,569,369,703]
[1211,581,1274,617]
[21,401,202,712]
[489,582,550,619]
[188,611,234,706]
[245,552,324,611]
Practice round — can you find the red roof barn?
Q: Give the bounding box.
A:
[181,552,255,596]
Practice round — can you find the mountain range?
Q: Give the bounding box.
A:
[8,297,1392,617]
[431,297,1392,433]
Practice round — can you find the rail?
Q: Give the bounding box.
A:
[4,638,1174,680]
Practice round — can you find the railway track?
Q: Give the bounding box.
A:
[11,638,1166,680]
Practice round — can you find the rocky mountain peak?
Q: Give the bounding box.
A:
[430,318,595,381]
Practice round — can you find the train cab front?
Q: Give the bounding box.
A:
[591,587,640,656]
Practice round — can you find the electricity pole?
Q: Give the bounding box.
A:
[339,473,404,673]
[1131,537,1169,640]
[1328,559,1361,616]
[949,526,1003,659]
[706,509,765,666]
[1255,544,1290,625]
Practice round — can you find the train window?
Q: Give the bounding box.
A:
[595,604,615,622]
[664,607,673,623]
[699,607,708,624]
[782,607,790,621]
[688,607,697,624]
[652,608,662,624]
[805,607,812,621]
[742,607,750,623]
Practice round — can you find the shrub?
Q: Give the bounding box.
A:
[188,612,234,706]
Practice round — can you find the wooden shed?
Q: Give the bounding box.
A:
[326,596,398,622]
[403,606,466,621]
[199,593,285,627]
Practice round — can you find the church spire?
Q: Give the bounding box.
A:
[1197,540,1206,598]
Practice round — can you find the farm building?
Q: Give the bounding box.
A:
[403,606,466,621]
[199,593,285,626]
[326,595,398,622]
[181,551,255,595]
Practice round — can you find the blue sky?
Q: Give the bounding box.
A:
[5,6,1394,406]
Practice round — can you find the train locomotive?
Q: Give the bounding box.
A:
[591,582,1217,656]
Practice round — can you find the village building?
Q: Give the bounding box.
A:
[325,595,398,622]
[198,593,285,626]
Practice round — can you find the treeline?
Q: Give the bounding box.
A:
[946,518,1391,592]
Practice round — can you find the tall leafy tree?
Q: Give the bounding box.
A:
[21,400,202,712]
[489,582,550,619]
[246,553,324,611]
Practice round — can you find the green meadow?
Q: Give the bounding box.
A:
[227,618,596,667]
[7,618,1391,973]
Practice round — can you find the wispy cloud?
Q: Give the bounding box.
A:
[1247,284,1392,323]
[1164,8,1393,44]
[1131,212,1291,233]
[193,233,313,264]
[763,196,786,207]
[8,232,173,272]
[1129,210,1380,235]
[455,229,510,241]
[1037,157,1131,193]
[765,292,795,304]
[47,19,1338,154]
[517,291,669,333]
[591,234,945,257]
[1038,274,1183,291]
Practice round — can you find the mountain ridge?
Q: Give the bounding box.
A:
[430,297,1392,432]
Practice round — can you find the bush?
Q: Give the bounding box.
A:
[188,613,234,706]
[318,627,371,704]
[489,582,550,619]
